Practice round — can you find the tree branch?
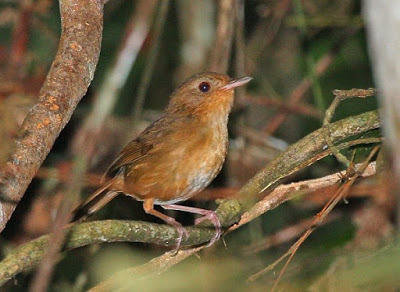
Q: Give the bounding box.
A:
[0,201,240,287]
[87,246,206,292]
[234,110,380,209]
[234,161,376,230]
[0,0,104,233]
[0,110,381,286]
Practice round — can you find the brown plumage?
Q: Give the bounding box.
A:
[73,72,252,249]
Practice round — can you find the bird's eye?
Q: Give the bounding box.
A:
[199,81,211,93]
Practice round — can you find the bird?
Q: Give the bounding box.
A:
[72,72,252,249]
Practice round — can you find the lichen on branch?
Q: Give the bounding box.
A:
[0,0,104,233]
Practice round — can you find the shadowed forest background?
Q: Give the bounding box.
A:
[0,0,398,291]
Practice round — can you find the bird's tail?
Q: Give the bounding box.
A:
[72,178,120,222]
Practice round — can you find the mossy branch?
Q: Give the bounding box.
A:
[0,110,381,286]
[234,110,380,209]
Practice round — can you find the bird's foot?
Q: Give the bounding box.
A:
[194,210,221,247]
[165,218,189,254]
[162,204,222,247]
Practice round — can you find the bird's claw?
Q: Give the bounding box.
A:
[195,211,221,247]
[171,225,189,255]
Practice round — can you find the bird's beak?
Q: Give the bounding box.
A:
[221,76,253,91]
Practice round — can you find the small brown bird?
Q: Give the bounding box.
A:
[73,72,252,248]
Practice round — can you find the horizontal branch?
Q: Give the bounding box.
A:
[0,199,241,286]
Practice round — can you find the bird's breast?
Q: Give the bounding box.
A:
[123,121,228,204]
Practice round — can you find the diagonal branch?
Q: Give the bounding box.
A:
[234,110,380,208]
[0,0,104,233]
[87,246,206,292]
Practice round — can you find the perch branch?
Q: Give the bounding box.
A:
[0,110,381,286]
[0,200,241,287]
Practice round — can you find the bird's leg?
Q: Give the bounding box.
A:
[143,199,189,252]
[162,204,221,246]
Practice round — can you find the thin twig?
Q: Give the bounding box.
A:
[323,88,376,168]
[271,146,380,291]
[243,212,341,255]
[231,160,377,230]
[249,146,380,289]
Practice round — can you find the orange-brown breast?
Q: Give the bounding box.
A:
[121,112,229,204]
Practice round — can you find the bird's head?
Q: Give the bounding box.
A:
[167,72,252,117]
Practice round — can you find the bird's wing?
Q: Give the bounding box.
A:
[102,137,154,182]
[73,138,154,221]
